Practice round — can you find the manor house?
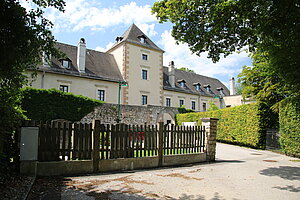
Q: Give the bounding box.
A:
[29,24,240,113]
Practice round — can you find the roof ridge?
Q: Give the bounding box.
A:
[56,41,109,55]
[164,66,220,81]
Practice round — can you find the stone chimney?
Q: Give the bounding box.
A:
[168,61,175,87]
[77,38,86,72]
[230,77,236,95]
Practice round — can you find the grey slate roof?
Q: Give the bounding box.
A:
[38,42,124,83]
[163,67,230,97]
[110,24,164,52]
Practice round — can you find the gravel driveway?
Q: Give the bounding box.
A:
[28,143,300,200]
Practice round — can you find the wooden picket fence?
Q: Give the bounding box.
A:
[22,120,206,162]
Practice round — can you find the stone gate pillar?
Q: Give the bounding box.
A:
[201,118,219,161]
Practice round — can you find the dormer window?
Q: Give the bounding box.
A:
[204,84,211,93]
[178,80,186,88]
[193,83,201,91]
[138,35,147,44]
[60,59,71,69]
[116,36,123,42]
[217,87,224,96]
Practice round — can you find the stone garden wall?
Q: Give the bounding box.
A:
[80,103,179,125]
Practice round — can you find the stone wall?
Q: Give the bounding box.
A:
[201,118,219,161]
[81,103,179,125]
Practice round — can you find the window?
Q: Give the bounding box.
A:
[179,99,184,107]
[166,98,171,107]
[142,69,148,80]
[97,89,105,101]
[142,95,148,105]
[203,102,207,112]
[220,89,224,96]
[59,85,69,92]
[180,81,185,88]
[192,101,196,110]
[61,60,70,69]
[204,85,211,93]
[142,54,148,60]
[195,84,200,91]
[140,37,146,43]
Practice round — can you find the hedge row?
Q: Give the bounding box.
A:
[21,87,102,122]
[279,97,300,157]
[176,103,268,149]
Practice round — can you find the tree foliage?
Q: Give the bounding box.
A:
[152,0,300,88]
[0,0,65,178]
[238,50,290,108]
[207,101,219,111]
[178,67,195,73]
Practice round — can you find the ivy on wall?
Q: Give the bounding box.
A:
[21,87,103,122]
[279,97,300,157]
[176,103,268,149]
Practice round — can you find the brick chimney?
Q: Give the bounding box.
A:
[77,38,86,72]
[168,61,175,87]
[230,77,236,95]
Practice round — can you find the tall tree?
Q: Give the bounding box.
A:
[152,0,300,89]
[238,50,288,107]
[0,0,65,178]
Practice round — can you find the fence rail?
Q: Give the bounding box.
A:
[23,120,206,162]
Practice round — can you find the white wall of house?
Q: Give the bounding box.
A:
[163,90,221,112]
[223,95,255,107]
[27,71,120,104]
[110,42,163,106]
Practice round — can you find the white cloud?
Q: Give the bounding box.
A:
[159,30,250,79]
[95,42,114,52]
[136,23,157,37]
[43,1,157,33]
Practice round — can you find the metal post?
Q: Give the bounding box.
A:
[117,82,121,123]
[117,81,127,123]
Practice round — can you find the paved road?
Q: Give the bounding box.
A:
[59,143,300,199]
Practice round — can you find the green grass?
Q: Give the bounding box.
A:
[290,159,300,162]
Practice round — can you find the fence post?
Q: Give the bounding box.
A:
[158,122,164,167]
[93,120,100,172]
[201,118,219,162]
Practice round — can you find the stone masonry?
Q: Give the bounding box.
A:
[81,103,179,125]
[201,118,219,161]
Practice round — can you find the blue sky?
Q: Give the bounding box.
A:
[21,0,252,87]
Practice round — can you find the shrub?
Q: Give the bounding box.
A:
[21,87,103,122]
[177,103,268,149]
[177,106,194,114]
[279,96,300,157]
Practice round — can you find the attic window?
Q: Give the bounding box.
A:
[193,83,201,91]
[138,35,147,44]
[116,36,123,42]
[204,84,211,93]
[217,87,224,96]
[178,80,186,88]
[61,59,70,69]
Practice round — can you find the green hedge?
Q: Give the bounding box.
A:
[279,97,300,157]
[21,87,102,122]
[176,103,268,149]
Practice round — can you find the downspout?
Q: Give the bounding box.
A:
[41,70,45,89]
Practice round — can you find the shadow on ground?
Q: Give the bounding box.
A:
[215,159,245,164]
[273,185,300,193]
[259,166,300,180]
[27,177,230,200]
